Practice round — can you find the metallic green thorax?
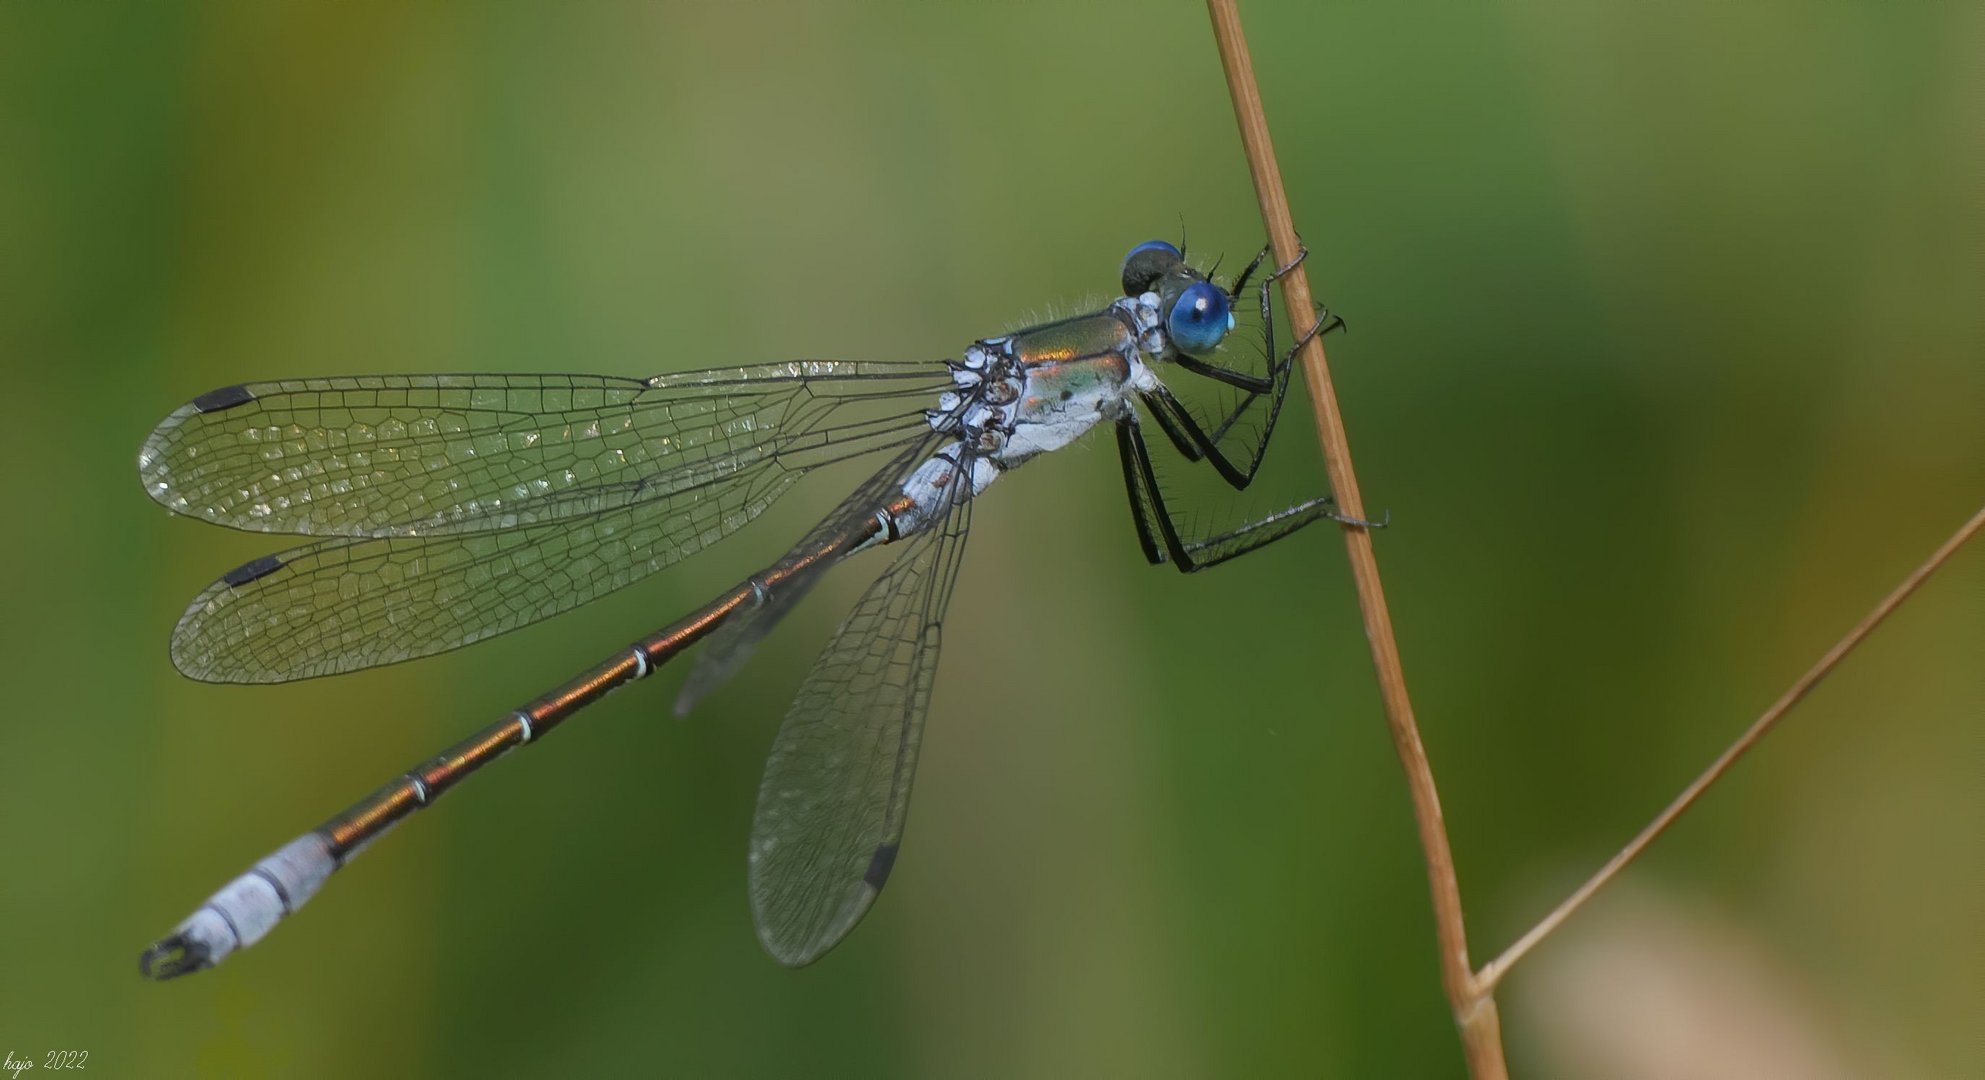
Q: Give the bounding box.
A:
[1005,313,1137,367]
[941,303,1160,475]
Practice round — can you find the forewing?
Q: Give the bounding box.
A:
[166,365,949,683]
[749,473,974,966]
[139,364,948,537]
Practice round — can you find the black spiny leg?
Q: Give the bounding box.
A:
[1143,242,1342,490]
[1165,242,1309,392]
[1139,388,1206,463]
[1115,417,1377,573]
[1117,421,1166,565]
[1141,309,1340,490]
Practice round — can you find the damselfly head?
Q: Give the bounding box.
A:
[1119,240,1235,359]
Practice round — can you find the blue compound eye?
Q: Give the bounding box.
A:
[1166,281,1233,356]
[1121,239,1184,296]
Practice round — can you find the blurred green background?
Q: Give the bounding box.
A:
[1,2,1978,1077]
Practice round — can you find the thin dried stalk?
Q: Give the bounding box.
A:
[1202,3,1508,1077]
[1202,4,1983,1079]
[1478,501,1985,992]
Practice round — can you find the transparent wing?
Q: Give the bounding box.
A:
[673,437,941,716]
[139,363,951,537]
[749,460,975,966]
[166,366,952,684]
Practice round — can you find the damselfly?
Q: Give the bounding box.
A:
[137,238,1364,978]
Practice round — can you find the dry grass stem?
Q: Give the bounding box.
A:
[1477,501,1985,993]
[1203,4,1980,1078]
[1203,2,1509,1077]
